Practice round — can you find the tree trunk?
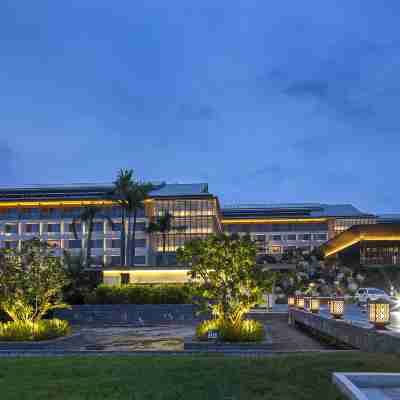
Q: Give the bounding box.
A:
[86,219,93,269]
[162,232,166,266]
[131,209,137,267]
[127,212,131,266]
[120,209,126,267]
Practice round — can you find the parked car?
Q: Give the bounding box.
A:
[355,287,394,306]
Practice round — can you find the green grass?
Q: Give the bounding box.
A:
[0,352,399,399]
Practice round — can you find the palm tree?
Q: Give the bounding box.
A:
[113,169,133,266]
[113,169,154,266]
[72,206,113,268]
[148,210,186,265]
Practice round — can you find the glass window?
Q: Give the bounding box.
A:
[287,234,297,241]
[134,222,146,231]
[4,241,18,249]
[111,223,122,232]
[107,239,121,249]
[24,223,40,234]
[4,224,18,234]
[298,234,311,241]
[314,233,327,241]
[135,239,146,248]
[134,256,146,264]
[90,240,103,249]
[271,235,282,241]
[47,224,61,233]
[68,223,82,234]
[68,239,82,249]
[92,222,103,232]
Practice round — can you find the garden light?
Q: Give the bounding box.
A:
[368,298,390,330]
[329,297,345,319]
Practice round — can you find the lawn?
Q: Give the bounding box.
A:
[1,352,400,399]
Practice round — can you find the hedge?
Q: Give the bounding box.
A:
[84,284,193,304]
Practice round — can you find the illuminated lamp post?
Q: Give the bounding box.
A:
[368,298,390,330]
[329,297,345,319]
[309,297,320,314]
[288,295,296,308]
[296,296,305,310]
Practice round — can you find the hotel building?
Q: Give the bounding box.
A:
[0,182,379,284]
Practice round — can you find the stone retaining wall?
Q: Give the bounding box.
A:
[290,309,400,352]
[54,304,202,324]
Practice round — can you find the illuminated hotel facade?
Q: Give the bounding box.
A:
[0,183,378,284]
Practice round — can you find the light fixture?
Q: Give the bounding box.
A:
[309,297,320,314]
[288,295,296,308]
[329,297,345,319]
[296,296,305,310]
[368,298,390,330]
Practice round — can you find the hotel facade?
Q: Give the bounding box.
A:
[0,182,383,284]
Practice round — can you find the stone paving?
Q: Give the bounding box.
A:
[0,316,338,354]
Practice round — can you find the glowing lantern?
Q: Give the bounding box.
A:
[329,297,345,319]
[288,295,296,308]
[368,298,390,329]
[309,297,320,314]
[296,296,305,309]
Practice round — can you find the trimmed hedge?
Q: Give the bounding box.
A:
[0,319,71,341]
[84,284,193,304]
[196,319,265,342]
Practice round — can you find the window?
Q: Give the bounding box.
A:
[93,222,103,232]
[314,233,327,241]
[68,223,82,234]
[254,235,266,242]
[111,223,122,232]
[4,241,18,249]
[108,256,121,266]
[120,273,130,285]
[134,256,146,265]
[107,239,121,249]
[90,240,103,249]
[134,222,146,231]
[24,223,39,234]
[287,234,297,241]
[4,224,18,234]
[46,224,61,233]
[271,235,282,241]
[68,239,82,249]
[135,239,146,248]
[298,234,311,241]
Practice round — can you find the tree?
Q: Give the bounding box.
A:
[0,239,69,322]
[113,169,154,266]
[177,234,275,326]
[72,206,113,268]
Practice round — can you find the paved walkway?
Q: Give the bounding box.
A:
[0,316,345,355]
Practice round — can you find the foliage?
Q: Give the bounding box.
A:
[84,284,192,304]
[62,251,101,304]
[0,319,70,341]
[177,234,275,326]
[72,206,114,268]
[0,239,70,322]
[113,169,154,267]
[196,319,265,342]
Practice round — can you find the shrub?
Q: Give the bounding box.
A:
[196,319,265,342]
[0,319,71,341]
[84,284,192,305]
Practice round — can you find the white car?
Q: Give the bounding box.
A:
[355,287,393,306]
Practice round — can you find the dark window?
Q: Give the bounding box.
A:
[110,256,120,266]
[4,241,18,249]
[287,234,297,241]
[25,223,39,233]
[111,223,122,232]
[108,239,121,249]
[47,224,61,233]
[90,240,103,249]
[68,239,82,249]
[271,235,282,241]
[314,233,327,241]
[120,273,130,285]
[5,224,18,234]
[298,234,311,241]
[134,256,146,265]
[135,239,146,248]
[68,223,82,234]
[134,222,146,231]
[93,222,103,232]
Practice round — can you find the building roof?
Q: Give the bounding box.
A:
[0,182,211,203]
[221,203,373,220]
[322,223,400,257]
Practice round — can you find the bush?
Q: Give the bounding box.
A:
[0,319,71,341]
[84,284,192,304]
[196,319,265,342]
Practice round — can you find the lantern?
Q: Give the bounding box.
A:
[368,298,390,329]
[296,296,305,309]
[329,297,345,319]
[309,297,320,314]
[288,295,296,308]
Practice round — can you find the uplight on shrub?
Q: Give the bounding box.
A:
[329,297,345,319]
[368,298,390,330]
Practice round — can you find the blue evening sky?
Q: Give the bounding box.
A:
[1,1,399,213]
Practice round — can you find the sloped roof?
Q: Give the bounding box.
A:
[149,183,210,197]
